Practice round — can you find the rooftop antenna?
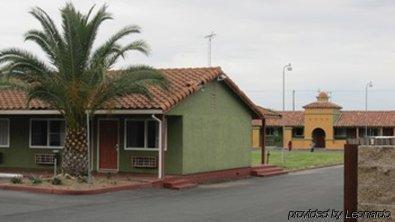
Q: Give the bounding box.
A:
[204,32,216,67]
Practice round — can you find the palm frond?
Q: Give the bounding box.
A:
[0,3,167,130]
[106,40,150,68]
[90,25,141,68]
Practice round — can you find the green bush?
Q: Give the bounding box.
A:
[51,176,62,185]
[29,176,42,185]
[10,177,22,184]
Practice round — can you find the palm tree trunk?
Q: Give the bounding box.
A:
[61,127,88,176]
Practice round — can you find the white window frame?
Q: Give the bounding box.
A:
[124,119,159,151]
[29,118,65,149]
[0,118,10,148]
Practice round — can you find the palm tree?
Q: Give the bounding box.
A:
[0,3,166,176]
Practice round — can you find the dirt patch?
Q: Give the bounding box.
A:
[0,173,157,194]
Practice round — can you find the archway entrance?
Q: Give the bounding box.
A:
[312,128,326,148]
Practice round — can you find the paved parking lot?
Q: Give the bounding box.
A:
[0,166,343,222]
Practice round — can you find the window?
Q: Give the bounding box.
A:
[125,119,159,150]
[0,119,10,147]
[30,119,65,148]
[334,128,347,138]
[266,127,275,136]
[368,128,379,137]
[292,127,304,138]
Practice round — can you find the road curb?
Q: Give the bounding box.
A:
[286,163,344,173]
[0,182,153,195]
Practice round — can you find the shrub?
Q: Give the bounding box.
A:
[29,176,42,185]
[105,172,112,179]
[10,177,22,184]
[77,176,88,183]
[51,176,62,185]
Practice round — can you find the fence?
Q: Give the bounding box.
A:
[347,136,395,146]
[344,137,395,222]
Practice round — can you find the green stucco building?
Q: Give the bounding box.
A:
[0,67,263,177]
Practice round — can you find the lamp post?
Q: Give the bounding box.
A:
[282,63,292,165]
[282,63,292,111]
[365,81,373,138]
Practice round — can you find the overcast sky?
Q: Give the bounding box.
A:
[1,0,395,110]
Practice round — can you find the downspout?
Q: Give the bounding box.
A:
[86,112,91,183]
[152,114,163,179]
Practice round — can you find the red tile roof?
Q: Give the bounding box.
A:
[335,111,395,127]
[257,106,281,117]
[263,110,395,127]
[0,67,263,118]
[265,111,304,126]
[303,91,342,109]
[303,101,342,109]
[252,107,282,126]
[0,90,49,110]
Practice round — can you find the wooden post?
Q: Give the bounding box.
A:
[260,118,266,164]
[344,144,358,222]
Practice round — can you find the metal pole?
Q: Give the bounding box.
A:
[365,83,369,138]
[282,68,285,111]
[365,85,368,138]
[208,38,211,67]
[364,81,372,139]
[260,118,266,164]
[205,32,215,67]
[281,63,292,165]
[292,90,295,111]
[282,67,286,165]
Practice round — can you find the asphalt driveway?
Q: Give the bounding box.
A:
[0,166,343,222]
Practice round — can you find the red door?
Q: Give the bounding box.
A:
[99,120,118,170]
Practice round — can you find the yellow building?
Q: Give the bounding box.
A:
[253,91,395,150]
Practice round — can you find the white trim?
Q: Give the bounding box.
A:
[0,119,10,148]
[0,110,60,115]
[29,118,65,149]
[97,118,120,172]
[151,114,163,179]
[124,148,159,151]
[0,109,162,115]
[124,119,160,150]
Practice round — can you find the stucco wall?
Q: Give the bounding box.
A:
[0,115,183,175]
[252,127,260,148]
[304,108,339,141]
[168,81,253,174]
[91,115,183,174]
[358,145,395,221]
[0,116,60,169]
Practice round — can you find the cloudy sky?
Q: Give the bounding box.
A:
[1,0,394,110]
